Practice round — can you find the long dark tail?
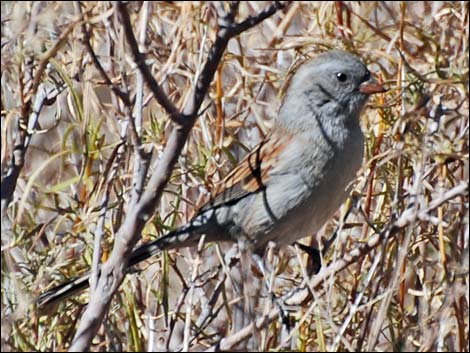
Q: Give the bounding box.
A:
[36,225,208,308]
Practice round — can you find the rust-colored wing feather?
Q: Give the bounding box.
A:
[199,131,291,212]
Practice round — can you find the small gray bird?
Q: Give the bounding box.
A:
[37,50,386,307]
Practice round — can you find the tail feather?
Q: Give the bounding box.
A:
[128,224,206,267]
[36,271,92,308]
[37,225,205,308]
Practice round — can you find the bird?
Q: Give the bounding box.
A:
[37,50,386,308]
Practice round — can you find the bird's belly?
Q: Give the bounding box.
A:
[258,145,362,246]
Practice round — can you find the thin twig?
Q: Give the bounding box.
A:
[75,1,131,106]
[116,1,185,125]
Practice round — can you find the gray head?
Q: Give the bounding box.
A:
[278,50,385,132]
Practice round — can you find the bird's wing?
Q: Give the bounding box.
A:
[199,130,291,212]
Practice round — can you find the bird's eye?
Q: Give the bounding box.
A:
[363,71,371,81]
[336,72,348,82]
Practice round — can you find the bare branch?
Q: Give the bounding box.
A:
[1,83,63,212]
[116,1,185,125]
[1,19,77,212]
[68,2,288,351]
[230,1,288,37]
[75,1,131,106]
[28,20,79,104]
[188,1,289,116]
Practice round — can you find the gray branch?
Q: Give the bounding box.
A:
[68,2,288,351]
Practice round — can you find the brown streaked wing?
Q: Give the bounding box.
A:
[199,131,291,212]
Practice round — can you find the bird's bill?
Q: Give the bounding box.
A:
[359,80,387,94]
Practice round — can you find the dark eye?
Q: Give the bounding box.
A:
[363,70,371,81]
[336,72,348,82]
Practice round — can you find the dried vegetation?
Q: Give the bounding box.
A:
[1,1,468,351]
